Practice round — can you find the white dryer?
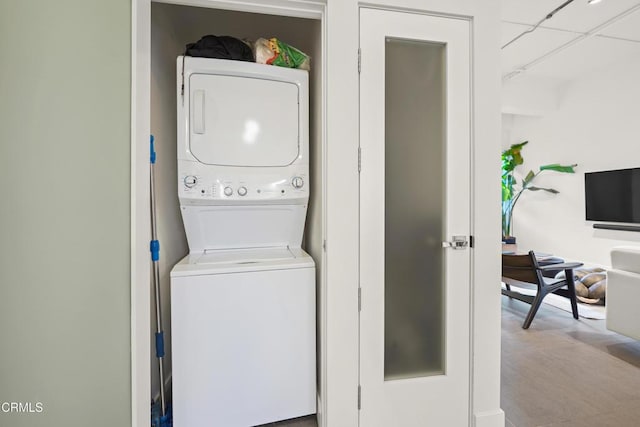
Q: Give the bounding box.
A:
[171,57,316,427]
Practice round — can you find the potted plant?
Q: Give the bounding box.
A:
[501,141,577,243]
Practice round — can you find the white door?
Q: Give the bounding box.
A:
[359,8,471,427]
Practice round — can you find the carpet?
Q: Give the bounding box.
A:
[501,283,606,320]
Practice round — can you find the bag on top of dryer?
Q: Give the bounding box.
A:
[185,35,254,62]
[253,37,311,70]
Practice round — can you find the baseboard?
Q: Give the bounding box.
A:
[316,393,324,427]
[474,409,505,427]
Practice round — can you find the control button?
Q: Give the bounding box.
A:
[223,186,233,196]
[184,175,197,188]
[292,177,304,189]
[238,186,247,196]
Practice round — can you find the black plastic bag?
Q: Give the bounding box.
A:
[185,35,254,62]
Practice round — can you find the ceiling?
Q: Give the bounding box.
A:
[501,0,640,83]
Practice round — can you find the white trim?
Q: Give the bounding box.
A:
[358,2,472,21]
[468,15,476,427]
[132,1,328,426]
[467,0,504,423]
[474,409,506,427]
[154,0,324,19]
[130,1,138,423]
[316,394,324,427]
[319,8,328,426]
[131,1,152,426]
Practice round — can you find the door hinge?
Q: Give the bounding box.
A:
[358,48,361,74]
[358,385,361,410]
[358,147,362,173]
[358,287,361,312]
[323,239,327,252]
[469,235,474,248]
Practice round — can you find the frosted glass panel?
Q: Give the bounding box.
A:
[384,38,446,380]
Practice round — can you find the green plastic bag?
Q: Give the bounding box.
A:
[254,38,310,70]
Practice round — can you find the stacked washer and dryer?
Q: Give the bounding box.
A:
[170,56,316,426]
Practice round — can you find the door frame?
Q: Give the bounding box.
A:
[354,3,506,426]
[130,1,328,426]
[357,6,473,425]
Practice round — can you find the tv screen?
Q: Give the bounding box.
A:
[585,167,640,223]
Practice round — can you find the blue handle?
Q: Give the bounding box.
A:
[155,332,165,358]
[150,135,157,164]
[150,240,160,262]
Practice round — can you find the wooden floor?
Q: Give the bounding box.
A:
[502,296,640,427]
[268,298,640,427]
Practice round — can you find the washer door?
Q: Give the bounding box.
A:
[195,247,295,265]
[189,73,300,167]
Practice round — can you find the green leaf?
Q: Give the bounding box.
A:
[508,141,528,151]
[540,163,577,173]
[501,141,529,172]
[501,141,576,235]
[523,170,535,186]
[527,186,559,194]
[513,151,524,163]
[502,187,511,201]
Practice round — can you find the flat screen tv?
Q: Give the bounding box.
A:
[585,167,640,223]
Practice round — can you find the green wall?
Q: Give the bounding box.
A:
[0,1,132,426]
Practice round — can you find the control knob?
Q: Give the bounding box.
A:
[238,186,248,196]
[184,175,197,188]
[292,176,304,189]
[223,186,233,196]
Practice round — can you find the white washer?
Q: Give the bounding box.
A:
[171,57,316,426]
[171,248,315,427]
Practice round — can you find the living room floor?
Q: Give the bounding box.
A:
[502,296,640,427]
[270,297,640,427]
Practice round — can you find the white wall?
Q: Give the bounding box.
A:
[502,56,640,267]
[150,1,323,403]
[1,1,132,426]
[502,75,566,117]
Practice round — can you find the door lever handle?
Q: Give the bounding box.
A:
[442,236,469,250]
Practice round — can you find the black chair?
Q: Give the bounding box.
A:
[502,250,581,329]
[536,256,566,278]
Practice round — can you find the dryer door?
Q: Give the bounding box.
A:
[189,73,300,167]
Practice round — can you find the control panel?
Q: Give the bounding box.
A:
[178,161,309,205]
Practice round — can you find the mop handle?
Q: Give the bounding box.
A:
[150,135,159,242]
[150,135,166,416]
[150,134,157,164]
[150,135,164,356]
